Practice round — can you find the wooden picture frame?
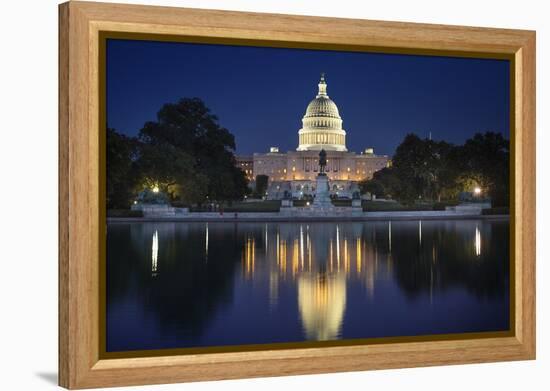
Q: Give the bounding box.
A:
[59,1,536,388]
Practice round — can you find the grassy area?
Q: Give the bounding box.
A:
[331,199,352,207]
[361,200,459,212]
[362,201,429,212]
[107,209,143,218]
[292,199,311,207]
[191,200,281,213]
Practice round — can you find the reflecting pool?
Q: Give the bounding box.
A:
[106,219,510,352]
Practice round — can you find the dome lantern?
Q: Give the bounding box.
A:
[317,72,328,97]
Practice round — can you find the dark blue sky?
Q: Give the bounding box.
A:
[106,39,510,156]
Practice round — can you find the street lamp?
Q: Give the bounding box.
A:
[474,187,481,195]
[152,186,159,193]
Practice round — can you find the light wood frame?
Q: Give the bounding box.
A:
[59,1,536,389]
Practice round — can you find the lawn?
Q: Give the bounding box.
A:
[191,200,282,213]
[362,200,458,212]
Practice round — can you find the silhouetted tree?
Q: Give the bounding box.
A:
[137,98,249,204]
[460,132,509,207]
[254,175,269,198]
[358,132,509,207]
[106,128,138,208]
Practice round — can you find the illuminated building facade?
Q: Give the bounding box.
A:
[236,74,389,199]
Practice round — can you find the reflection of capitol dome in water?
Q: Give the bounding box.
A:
[297,271,346,341]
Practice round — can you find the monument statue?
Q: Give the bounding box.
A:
[311,148,333,209]
[319,149,327,175]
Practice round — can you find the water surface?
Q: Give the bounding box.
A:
[106,219,509,352]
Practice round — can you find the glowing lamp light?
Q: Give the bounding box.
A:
[133,200,137,205]
[152,186,160,193]
[474,187,482,195]
[306,201,310,206]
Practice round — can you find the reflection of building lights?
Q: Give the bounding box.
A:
[205,223,209,260]
[276,231,280,265]
[151,230,158,275]
[307,225,312,270]
[344,239,350,275]
[244,237,255,277]
[336,225,341,268]
[474,187,482,195]
[475,225,482,256]
[300,225,305,266]
[265,224,268,253]
[388,221,392,252]
[418,220,422,246]
[152,186,159,193]
[279,240,287,273]
[297,272,346,341]
[292,240,299,277]
[356,238,362,274]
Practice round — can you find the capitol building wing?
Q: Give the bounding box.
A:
[236,74,389,200]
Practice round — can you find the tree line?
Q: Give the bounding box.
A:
[107,98,248,209]
[107,97,510,209]
[359,132,510,207]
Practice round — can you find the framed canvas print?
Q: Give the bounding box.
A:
[58,1,536,389]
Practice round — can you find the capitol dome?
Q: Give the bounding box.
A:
[297,74,347,152]
[304,96,341,119]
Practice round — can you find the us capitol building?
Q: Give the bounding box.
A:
[236,74,389,200]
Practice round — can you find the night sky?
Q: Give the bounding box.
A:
[106,39,510,156]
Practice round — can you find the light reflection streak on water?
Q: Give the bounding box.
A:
[475,225,482,257]
[388,221,392,253]
[300,225,305,268]
[205,223,209,261]
[356,238,362,274]
[336,225,341,268]
[151,230,158,276]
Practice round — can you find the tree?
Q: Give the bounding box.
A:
[391,134,458,202]
[135,143,208,205]
[106,128,138,209]
[461,132,509,207]
[254,175,269,198]
[359,179,384,198]
[137,98,248,204]
[384,131,509,206]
